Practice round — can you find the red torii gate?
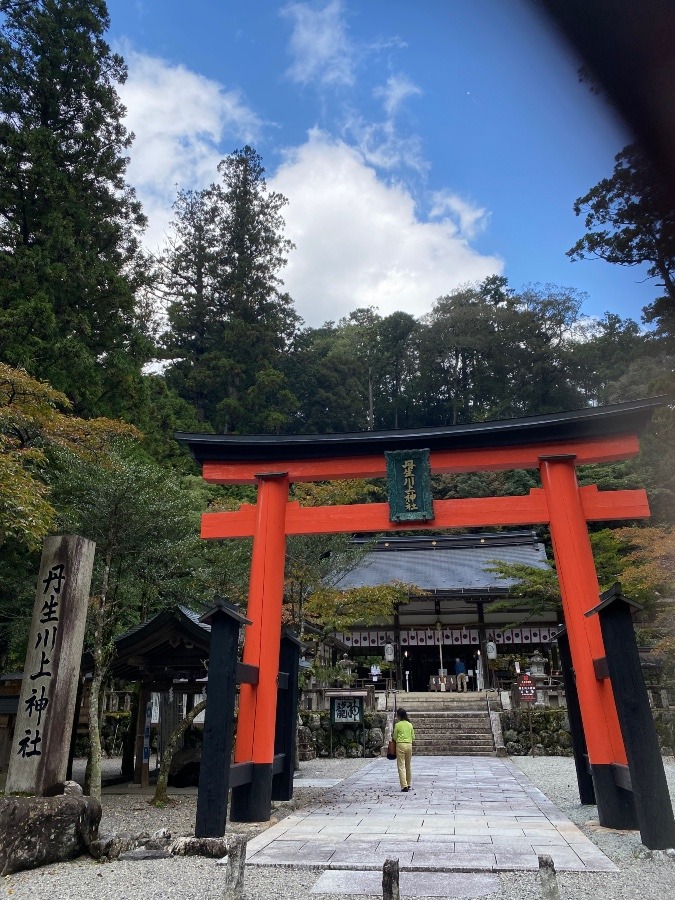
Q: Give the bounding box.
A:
[177,398,658,825]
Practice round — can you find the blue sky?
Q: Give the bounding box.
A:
[105,0,653,328]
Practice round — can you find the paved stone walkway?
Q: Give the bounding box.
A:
[246,757,616,873]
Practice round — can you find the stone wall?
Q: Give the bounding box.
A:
[500,706,675,757]
[653,709,675,756]
[499,708,573,756]
[299,711,387,758]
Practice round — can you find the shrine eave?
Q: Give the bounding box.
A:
[175,398,661,466]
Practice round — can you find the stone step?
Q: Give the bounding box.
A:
[403,704,488,711]
[415,749,496,756]
[415,734,494,741]
[415,724,492,738]
[410,713,491,721]
[415,739,496,749]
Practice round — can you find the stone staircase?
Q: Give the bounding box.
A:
[395,691,496,757]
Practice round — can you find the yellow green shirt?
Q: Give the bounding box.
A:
[393,720,415,743]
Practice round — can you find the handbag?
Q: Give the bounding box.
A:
[386,739,396,760]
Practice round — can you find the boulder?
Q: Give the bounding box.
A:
[0,792,101,876]
[168,746,201,787]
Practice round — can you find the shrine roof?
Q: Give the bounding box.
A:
[332,531,549,595]
[175,398,660,465]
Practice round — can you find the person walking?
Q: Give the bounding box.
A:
[392,707,415,792]
[455,657,467,692]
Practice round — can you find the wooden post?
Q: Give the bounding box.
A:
[556,627,596,805]
[140,696,152,788]
[540,457,637,828]
[382,858,400,900]
[195,599,250,838]
[5,535,95,796]
[271,630,301,801]
[231,473,289,823]
[588,584,675,849]
[134,684,151,784]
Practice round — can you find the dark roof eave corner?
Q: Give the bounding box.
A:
[200,595,251,627]
[586,581,644,618]
[174,397,663,466]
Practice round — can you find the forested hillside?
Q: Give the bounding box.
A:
[1,2,673,685]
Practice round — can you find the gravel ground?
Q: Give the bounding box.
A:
[3,755,675,899]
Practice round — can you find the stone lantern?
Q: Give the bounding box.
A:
[529,650,547,705]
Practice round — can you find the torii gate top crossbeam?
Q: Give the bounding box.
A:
[176,398,660,485]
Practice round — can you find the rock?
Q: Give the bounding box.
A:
[63,781,84,796]
[90,831,150,861]
[0,792,102,876]
[170,836,231,858]
[168,746,201,788]
[118,848,172,860]
[556,730,572,749]
[152,827,172,841]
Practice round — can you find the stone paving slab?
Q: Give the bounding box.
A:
[311,870,501,897]
[246,757,617,873]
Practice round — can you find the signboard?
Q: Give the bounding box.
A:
[518,674,537,703]
[385,449,434,522]
[6,535,95,796]
[330,696,363,724]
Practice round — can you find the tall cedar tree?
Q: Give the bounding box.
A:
[0,0,150,415]
[162,147,301,434]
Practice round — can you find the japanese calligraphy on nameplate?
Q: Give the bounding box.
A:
[384,449,434,522]
[5,535,95,796]
[330,696,363,724]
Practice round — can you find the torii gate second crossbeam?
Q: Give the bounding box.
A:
[177,398,659,827]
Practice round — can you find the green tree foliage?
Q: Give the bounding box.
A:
[161,147,301,433]
[568,144,675,338]
[0,363,138,551]
[51,447,252,795]
[486,527,674,621]
[0,0,152,414]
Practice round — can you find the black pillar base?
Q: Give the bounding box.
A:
[591,764,638,829]
[230,763,273,822]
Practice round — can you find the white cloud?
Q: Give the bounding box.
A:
[430,191,490,240]
[119,49,263,248]
[344,115,428,173]
[374,74,422,118]
[344,75,425,173]
[271,131,503,325]
[281,0,354,87]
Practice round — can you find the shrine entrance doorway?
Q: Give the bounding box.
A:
[177,399,657,826]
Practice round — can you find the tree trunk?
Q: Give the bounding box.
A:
[150,699,206,807]
[87,662,104,800]
[86,554,112,800]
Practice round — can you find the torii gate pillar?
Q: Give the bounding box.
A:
[230,472,289,823]
[541,456,637,827]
